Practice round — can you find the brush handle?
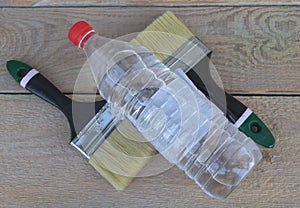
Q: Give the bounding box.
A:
[186,58,275,148]
[161,36,274,147]
[21,71,77,139]
[25,73,73,113]
[186,68,246,123]
[6,60,107,140]
[24,72,107,140]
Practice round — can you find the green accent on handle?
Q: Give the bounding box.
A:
[239,112,275,148]
[6,60,33,83]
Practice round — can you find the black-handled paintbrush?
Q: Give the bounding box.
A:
[7,60,156,190]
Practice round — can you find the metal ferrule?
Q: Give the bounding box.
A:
[163,37,212,72]
[71,103,118,159]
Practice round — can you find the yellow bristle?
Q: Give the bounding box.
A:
[89,119,157,190]
[89,11,194,190]
[132,11,194,61]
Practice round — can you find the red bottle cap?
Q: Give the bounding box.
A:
[68,21,96,48]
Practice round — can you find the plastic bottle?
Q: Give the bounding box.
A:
[68,21,262,199]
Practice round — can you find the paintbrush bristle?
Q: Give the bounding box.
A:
[89,119,156,190]
[132,11,194,61]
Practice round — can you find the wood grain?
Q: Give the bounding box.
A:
[1,0,300,7]
[1,7,300,94]
[0,94,299,207]
[1,1,299,207]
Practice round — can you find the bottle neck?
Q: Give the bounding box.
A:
[78,30,96,49]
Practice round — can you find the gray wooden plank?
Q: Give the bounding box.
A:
[1,7,300,94]
[0,94,299,207]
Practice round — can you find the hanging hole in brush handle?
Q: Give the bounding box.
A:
[239,112,275,148]
[17,69,28,78]
[251,122,260,133]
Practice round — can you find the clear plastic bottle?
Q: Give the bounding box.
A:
[68,21,262,199]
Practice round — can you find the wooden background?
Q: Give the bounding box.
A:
[1,1,300,207]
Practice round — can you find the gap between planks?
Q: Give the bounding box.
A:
[2,92,300,97]
[2,0,300,7]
